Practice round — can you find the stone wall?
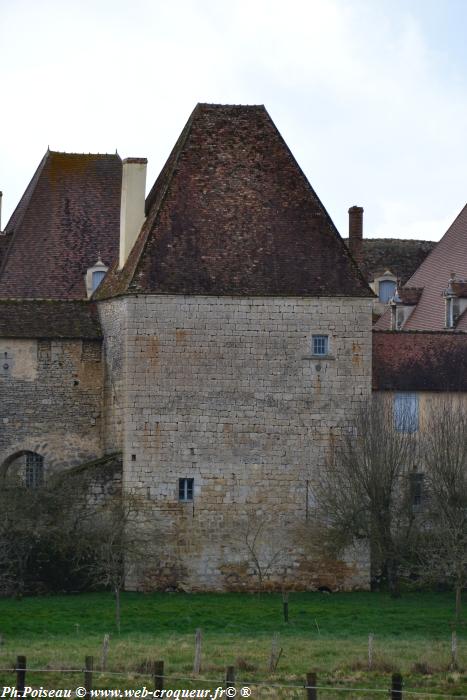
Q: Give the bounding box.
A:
[105,294,373,591]
[0,338,103,476]
[98,299,126,454]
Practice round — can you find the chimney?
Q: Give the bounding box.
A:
[119,158,148,269]
[0,191,3,233]
[348,205,364,265]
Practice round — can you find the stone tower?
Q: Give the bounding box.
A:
[96,104,373,591]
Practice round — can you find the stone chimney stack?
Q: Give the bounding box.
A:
[348,205,364,265]
[119,158,148,269]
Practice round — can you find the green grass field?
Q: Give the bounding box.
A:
[1,591,467,699]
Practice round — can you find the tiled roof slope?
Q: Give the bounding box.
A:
[345,238,435,284]
[375,205,467,330]
[0,300,102,338]
[373,331,467,391]
[0,151,121,299]
[97,103,372,299]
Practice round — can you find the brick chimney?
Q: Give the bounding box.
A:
[348,205,364,265]
[119,158,148,269]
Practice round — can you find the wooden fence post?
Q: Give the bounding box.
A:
[451,630,458,670]
[101,634,110,672]
[193,628,202,674]
[16,655,26,695]
[154,660,164,692]
[282,591,289,623]
[368,633,374,670]
[306,671,317,700]
[226,666,235,690]
[84,656,93,699]
[391,672,403,699]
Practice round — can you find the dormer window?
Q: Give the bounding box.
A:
[92,270,106,292]
[373,271,397,305]
[442,273,467,329]
[446,296,460,328]
[379,279,397,303]
[85,255,108,298]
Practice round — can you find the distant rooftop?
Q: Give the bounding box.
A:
[0,151,121,300]
[345,237,436,284]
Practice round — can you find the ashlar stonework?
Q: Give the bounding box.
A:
[99,294,372,590]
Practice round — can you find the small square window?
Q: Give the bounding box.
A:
[312,335,329,356]
[179,477,194,502]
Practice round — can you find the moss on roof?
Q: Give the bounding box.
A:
[0,300,102,338]
[346,238,436,284]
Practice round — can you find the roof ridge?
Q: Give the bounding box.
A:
[47,150,121,158]
[196,102,266,109]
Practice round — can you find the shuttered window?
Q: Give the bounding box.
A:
[379,280,396,303]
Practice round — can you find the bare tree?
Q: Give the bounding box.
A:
[415,401,467,625]
[236,513,294,592]
[313,398,418,597]
[74,492,160,632]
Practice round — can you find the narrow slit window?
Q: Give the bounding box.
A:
[410,472,424,507]
[179,477,194,502]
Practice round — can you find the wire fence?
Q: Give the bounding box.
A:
[2,658,467,700]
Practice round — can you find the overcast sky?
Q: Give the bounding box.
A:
[2,0,467,240]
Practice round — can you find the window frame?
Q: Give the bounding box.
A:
[379,279,397,304]
[394,393,419,433]
[312,335,329,357]
[25,452,44,489]
[409,471,424,507]
[178,477,194,502]
[92,270,107,292]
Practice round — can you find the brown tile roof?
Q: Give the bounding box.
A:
[97,103,372,299]
[398,287,423,305]
[373,331,467,391]
[0,151,121,300]
[375,205,467,330]
[345,238,436,284]
[0,300,102,338]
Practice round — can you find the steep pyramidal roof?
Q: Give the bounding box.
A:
[0,151,121,299]
[98,103,371,299]
[375,204,467,331]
